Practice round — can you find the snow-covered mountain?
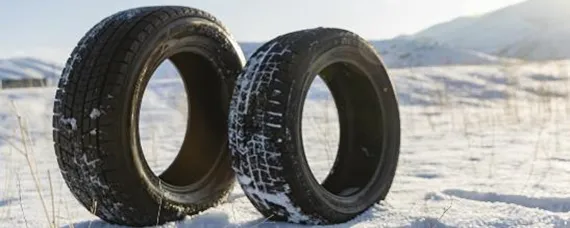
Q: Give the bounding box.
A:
[0,57,62,85]
[4,0,569,84]
[413,0,570,60]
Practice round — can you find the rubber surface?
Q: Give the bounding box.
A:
[53,6,245,226]
[228,28,401,225]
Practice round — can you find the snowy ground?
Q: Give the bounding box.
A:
[2,61,570,227]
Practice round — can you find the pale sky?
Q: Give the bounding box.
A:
[0,0,525,61]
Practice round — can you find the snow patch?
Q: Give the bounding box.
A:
[59,117,77,131]
[265,123,282,128]
[89,108,101,119]
[241,184,314,224]
[266,111,283,117]
[236,174,253,185]
[115,9,139,21]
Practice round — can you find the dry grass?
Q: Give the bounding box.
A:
[8,101,56,228]
[393,60,570,225]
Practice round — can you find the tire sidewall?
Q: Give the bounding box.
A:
[121,17,242,206]
[283,36,401,219]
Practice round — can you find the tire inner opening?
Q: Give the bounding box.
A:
[138,52,226,187]
[301,62,384,198]
[301,76,340,184]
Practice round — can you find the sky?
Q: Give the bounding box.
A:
[0,0,525,61]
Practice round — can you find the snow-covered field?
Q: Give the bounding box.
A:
[2,60,570,227]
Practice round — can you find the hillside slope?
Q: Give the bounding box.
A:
[414,0,570,60]
[370,38,504,68]
[0,57,62,85]
[241,39,505,69]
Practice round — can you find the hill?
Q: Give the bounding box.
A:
[0,57,62,86]
[413,0,570,60]
[240,39,505,69]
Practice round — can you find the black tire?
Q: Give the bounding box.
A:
[53,6,245,226]
[228,28,400,225]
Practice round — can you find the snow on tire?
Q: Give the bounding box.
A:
[228,28,401,224]
[53,6,245,226]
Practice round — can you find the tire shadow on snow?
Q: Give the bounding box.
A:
[65,212,302,228]
[64,205,394,228]
[408,217,452,228]
[64,213,235,228]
